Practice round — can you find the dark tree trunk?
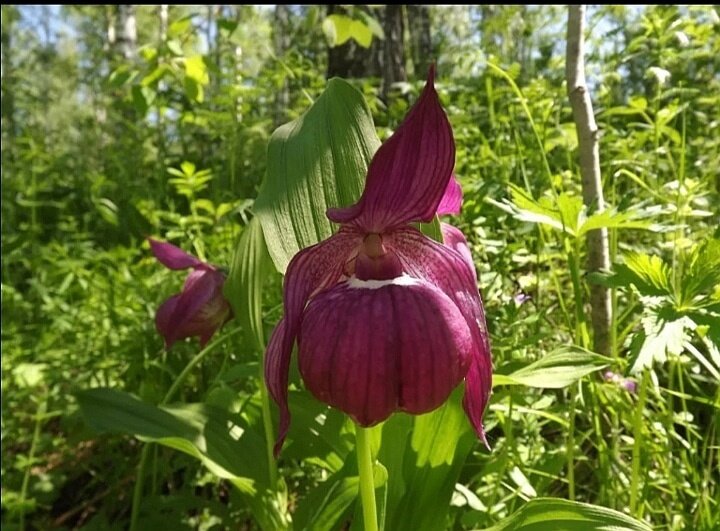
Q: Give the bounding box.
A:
[382,5,406,100]
[408,5,432,76]
[326,5,370,78]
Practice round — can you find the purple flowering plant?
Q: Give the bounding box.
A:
[264,68,492,456]
[148,238,232,348]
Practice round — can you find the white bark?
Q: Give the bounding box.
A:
[118,5,137,60]
[159,5,168,42]
[566,5,612,355]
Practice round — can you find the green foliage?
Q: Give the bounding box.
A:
[3,4,719,531]
[494,347,611,388]
[254,78,380,272]
[481,498,652,531]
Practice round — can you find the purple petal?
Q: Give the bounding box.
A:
[149,238,204,270]
[265,229,362,456]
[436,175,463,216]
[327,66,455,232]
[441,222,476,277]
[387,227,492,447]
[162,269,221,347]
[298,276,473,426]
[156,294,181,347]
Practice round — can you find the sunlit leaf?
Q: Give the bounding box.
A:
[76,388,290,530]
[380,388,476,531]
[224,217,274,352]
[481,498,652,531]
[495,347,611,388]
[255,78,380,272]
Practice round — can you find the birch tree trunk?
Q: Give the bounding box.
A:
[117,5,137,60]
[566,5,612,356]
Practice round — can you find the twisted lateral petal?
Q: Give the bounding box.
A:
[327,66,455,232]
[436,175,463,216]
[387,227,492,446]
[298,276,473,427]
[441,222,476,276]
[149,238,204,270]
[156,294,181,346]
[264,229,362,455]
[158,268,224,348]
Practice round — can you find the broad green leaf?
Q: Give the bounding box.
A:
[283,391,354,473]
[381,388,476,531]
[75,388,290,530]
[184,55,208,85]
[294,449,387,531]
[295,468,359,531]
[492,184,652,240]
[323,14,353,47]
[76,388,268,488]
[348,19,373,48]
[556,194,583,235]
[168,16,192,38]
[255,78,380,272]
[616,253,673,297]
[578,209,652,237]
[349,461,389,531]
[224,217,274,352]
[489,185,564,233]
[322,15,373,48]
[481,497,652,531]
[682,238,720,305]
[630,315,695,374]
[496,347,611,388]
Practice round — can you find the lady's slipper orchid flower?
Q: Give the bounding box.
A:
[265,67,492,455]
[149,239,232,348]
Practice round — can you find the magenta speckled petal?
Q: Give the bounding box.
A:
[436,175,463,216]
[387,227,492,446]
[149,238,204,270]
[298,276,473,426]
[265,229,362,455]
[441,222,476,276]
[327,66,455,232]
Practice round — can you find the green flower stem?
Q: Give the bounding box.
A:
[356,425,379,531]
[18,395,47,531]
[630,370,649,517]
[129,327,243,531]
[259,356,278,487]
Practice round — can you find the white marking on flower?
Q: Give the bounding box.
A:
[347,274,420,290]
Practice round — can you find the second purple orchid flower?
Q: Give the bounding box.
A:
[149,238,232,349]
[265,67,493,455]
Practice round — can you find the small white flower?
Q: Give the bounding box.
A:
[647,66,671,86]
[675,31,690,47]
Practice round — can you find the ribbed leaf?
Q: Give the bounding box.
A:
[76,388,290,530]
[481,497,653,531]
[380,388,476,531]
[255,78,380,272]
[495,347,611,388]
[224,217,274,351]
